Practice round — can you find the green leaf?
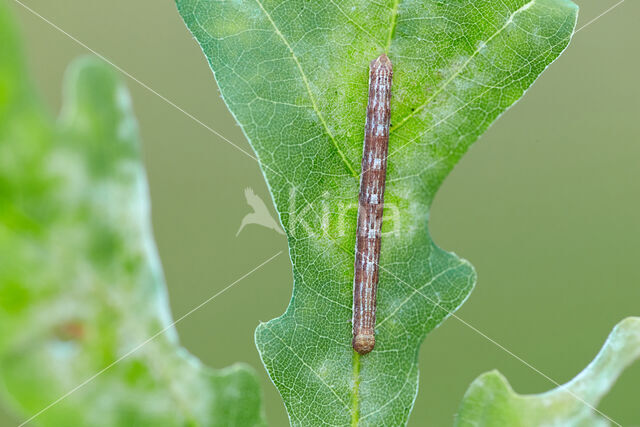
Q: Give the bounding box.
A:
[456,317,640,426]
[176,0,577,424]
[0,4,264,426]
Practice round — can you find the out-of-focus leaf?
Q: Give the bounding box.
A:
[0,4,264,426]
[176,0,578,424]
[456,317,640,427]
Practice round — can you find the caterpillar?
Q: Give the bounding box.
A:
[352,54,393,355]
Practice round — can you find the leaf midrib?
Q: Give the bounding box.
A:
[350,2,404,424]
[385,0,401,51]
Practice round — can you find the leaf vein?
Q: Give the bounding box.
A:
[261,322,352,412]
[377,262,467,327]
[390,0,537,134]
[253,0,359,178]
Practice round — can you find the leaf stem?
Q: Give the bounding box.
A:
[351,351,361,426]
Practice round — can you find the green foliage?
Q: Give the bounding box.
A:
[177,0,578,424]
[0,4,264,426]
[456,317,640,426]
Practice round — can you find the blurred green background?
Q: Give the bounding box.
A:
[3,0,638,425]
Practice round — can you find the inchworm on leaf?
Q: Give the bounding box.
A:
[352,54,392,355]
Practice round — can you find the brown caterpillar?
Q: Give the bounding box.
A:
[352,54,392,355]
